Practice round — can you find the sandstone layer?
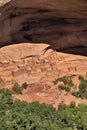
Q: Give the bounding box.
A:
[0,43,87,107]
[0,0,87,50]
[0,0,87,107]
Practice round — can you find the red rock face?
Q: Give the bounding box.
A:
[0,0,87,50]
[0,0,87,107]
[0,43,87,107]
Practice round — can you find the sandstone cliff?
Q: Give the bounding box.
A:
[0,42,87,107]
[0,0,87,107]
[0,0,87,50]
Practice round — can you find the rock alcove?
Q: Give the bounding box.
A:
[0,0,87,56]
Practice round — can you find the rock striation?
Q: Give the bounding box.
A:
[0,43,87,107]
[0,0,87,107]
[0,0,87,50]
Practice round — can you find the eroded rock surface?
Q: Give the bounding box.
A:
[0,0,87,107]
[0,0,10,6]
[0,0,87,50]
[0,43,87,107]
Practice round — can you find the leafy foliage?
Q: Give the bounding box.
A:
[12,83,22,94]
[54,75,75,92]
[0,88,87,130]
[78,75,84,82]
[12,82,28,94]
[21,82,28,89]
[72,78,87,99]
[0,88,13,105]
[70,101,76,108]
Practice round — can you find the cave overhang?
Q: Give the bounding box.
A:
[0,0,87,50]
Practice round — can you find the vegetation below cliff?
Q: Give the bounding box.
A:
[0,88,87,130]
[54,74,87,100]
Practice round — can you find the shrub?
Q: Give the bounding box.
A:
[70,101,76,108]
[58,85,65,91]
[53,78,59,85]
[12,83,22,94]
[78,75,84,81]
[61,76,74,87]
[79,79,87,89]
[58,101,67,110]
[58,85,70,92]
[0,88,87,130]
[65,86,70,92]
[54,75,74,93]
[21,82,28,89]
[72,78,87,99]
[0,88,12,96]
[68,81,74,87]
[0,88,13,105]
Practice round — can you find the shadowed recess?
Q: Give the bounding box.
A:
[0,0,87,56]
